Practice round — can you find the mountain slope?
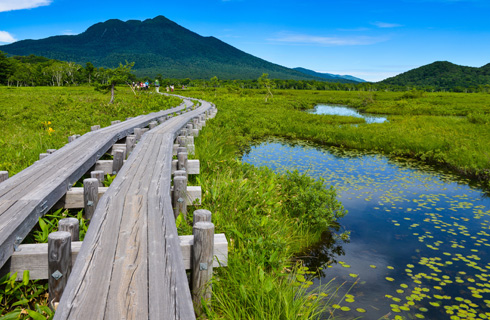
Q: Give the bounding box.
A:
[293,67,365,83]
[0,16,321,80]
[379,61,490,89]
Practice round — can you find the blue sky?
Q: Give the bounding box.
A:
[1,0,489,81]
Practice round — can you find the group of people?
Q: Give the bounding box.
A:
[131,80,180,94]
[133,81,151,90]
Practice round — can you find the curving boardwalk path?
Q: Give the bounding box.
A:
[0,101,189,268]
[55,98,212,319]
[0,95,217,319]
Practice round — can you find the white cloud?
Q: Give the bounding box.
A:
[269,33,388,46]
[0,0,52,12]
[0,31,16,43]
[372,21,403,28]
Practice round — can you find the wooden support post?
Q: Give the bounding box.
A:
[193,209,211,225]
[191,129,199,137]
[173,144,180,156]
[141,128,150,134]
[47,149,57,154]
[177,136,185,147]
[178,151,188,172]
[0,171,8,183]
[58,218,79,241]
[48,231,72,310]
[68,135,76,143]
[186,124,193,132]
[173,176,188,218]
[134,128,144,141]
[192,221,214,315]
[90,170,105,187]
[149,121,158,129]
[83,178,99,220]
[185,136,195,156]
[112,150,124,174]
[39,153,49,160]
[125,135,136,157]
[111,120,121,125]
[90,125,101,131]
[158,117,165,123]
[177,146,187,155]
[174,170,187,179]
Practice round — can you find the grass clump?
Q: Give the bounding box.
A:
[189,109,347,318]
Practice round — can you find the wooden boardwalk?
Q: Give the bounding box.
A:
[55,99,213,319]
[0,96,218,319]
[0,101,190,268]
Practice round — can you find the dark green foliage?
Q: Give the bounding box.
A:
[380,61,490,91]
[0,16,320,80]
[0,52,12,85]
[0,271,52,319]
[281,171,346,229]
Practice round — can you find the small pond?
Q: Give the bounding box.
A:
[308,104,388,124]
[242,139,490,320]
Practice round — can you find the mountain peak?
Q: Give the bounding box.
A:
[0,16,321,80]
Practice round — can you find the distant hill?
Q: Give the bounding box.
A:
[379,61,490,89]
[293,67,366,83]
[0,16,326,80]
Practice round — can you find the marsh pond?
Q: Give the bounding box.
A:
[307,104,388,124]
[242,139,490,320]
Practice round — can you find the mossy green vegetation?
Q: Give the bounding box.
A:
[184,88,490,187]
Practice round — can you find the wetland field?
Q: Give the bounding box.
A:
[1,86,490,319]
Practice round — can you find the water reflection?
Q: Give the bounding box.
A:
[296,225,348,279]
[309,104,388,124]
[242,138,490,320]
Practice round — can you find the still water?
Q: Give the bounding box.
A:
[242,139,490,320]
[309,104,388,124]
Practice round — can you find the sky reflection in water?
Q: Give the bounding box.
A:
[242,139,490,320]
[309,104,388,124]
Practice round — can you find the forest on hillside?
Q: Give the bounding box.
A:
[2,52,490,93]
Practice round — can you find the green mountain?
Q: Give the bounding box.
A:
[379,61,490,89]
[293,67,365,83]
[0,16,323,80]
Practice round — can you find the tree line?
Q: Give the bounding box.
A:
[0,51,132,87]
[2,51,490,93]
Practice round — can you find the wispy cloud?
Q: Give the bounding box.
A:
[337,27,370,32]
[269,33,388,46]
[0,0,53,13]
[372,21,403,28]
[0,31,16,43]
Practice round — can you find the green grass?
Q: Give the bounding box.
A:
[184,88,490,186]
[0,86,180,174]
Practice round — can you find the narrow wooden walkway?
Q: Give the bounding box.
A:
[54,99,213,319]
[0,102,190,269]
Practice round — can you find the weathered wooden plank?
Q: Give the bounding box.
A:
[55,132,169,318]
[104,195,148,319]
[56,186,200,209]
[94,159,200,175]
[0,234,227,281]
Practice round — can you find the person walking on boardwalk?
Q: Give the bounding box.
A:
[155,79,160,93]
